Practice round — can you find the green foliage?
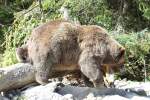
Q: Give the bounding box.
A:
[0,0,34,66]
[64,0,113,29]
[136,0,150,20]
[112,30,150,81]
[0,0,62,66]
[0,6,14,24]
[0,4,45,66]
[42,0,113,29]
[1,48,17,66]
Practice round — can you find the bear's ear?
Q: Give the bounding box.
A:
[114,47,125,64]
[119,47,125,57]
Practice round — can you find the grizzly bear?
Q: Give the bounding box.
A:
[16,20,125,87]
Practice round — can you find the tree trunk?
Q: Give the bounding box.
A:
[0,63,35,91]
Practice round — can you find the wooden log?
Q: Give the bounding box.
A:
[0,63,35,91]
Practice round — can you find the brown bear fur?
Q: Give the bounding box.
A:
[16,45,29,63]
[16,19,125,87]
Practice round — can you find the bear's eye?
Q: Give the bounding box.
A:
[115,48,125,62]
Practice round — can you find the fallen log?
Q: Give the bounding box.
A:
[0,63,81,92]
[0,63,35,91]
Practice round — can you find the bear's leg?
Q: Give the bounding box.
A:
[79,52,104,88]
[33,54,54,85]
[35,64,51,85]
[81,74,94,87]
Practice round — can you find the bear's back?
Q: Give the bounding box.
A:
[27,20,81,65]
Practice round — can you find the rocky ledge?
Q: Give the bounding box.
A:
[1,78,150,100]
[0,63,150,100]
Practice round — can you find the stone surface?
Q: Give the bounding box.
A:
[1,79,150,100]
[0,94,9,100]
[115,79,150,96]
[0,63,35,91]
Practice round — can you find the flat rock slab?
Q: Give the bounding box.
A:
[115,80,150,96]
[0,63,35,91]
[57,84,150,100]
[13,82,74,100]
[1,82,150,100]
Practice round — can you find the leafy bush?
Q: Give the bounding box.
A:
[0,4,46,66]
[63,0,113,29]
[136,0,150,20]
[111,29,150,81]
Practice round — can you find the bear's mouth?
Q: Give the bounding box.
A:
[103,75,115,88]
[101,65,116,88]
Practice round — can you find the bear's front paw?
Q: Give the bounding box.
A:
[35,72,49,85]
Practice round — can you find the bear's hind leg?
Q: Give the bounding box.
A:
[81,74,94,87]
[33,53,54,85]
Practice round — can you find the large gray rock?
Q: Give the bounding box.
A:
[0,63,35,91]
[83,94,150,100]
[18,82,73,100]
[115,80,150,96]
[57,84,150,100]
[0,94,9,100]
[1,79,150,100]
[6,81,148,100]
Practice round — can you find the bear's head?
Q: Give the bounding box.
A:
[102,37,125,87]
